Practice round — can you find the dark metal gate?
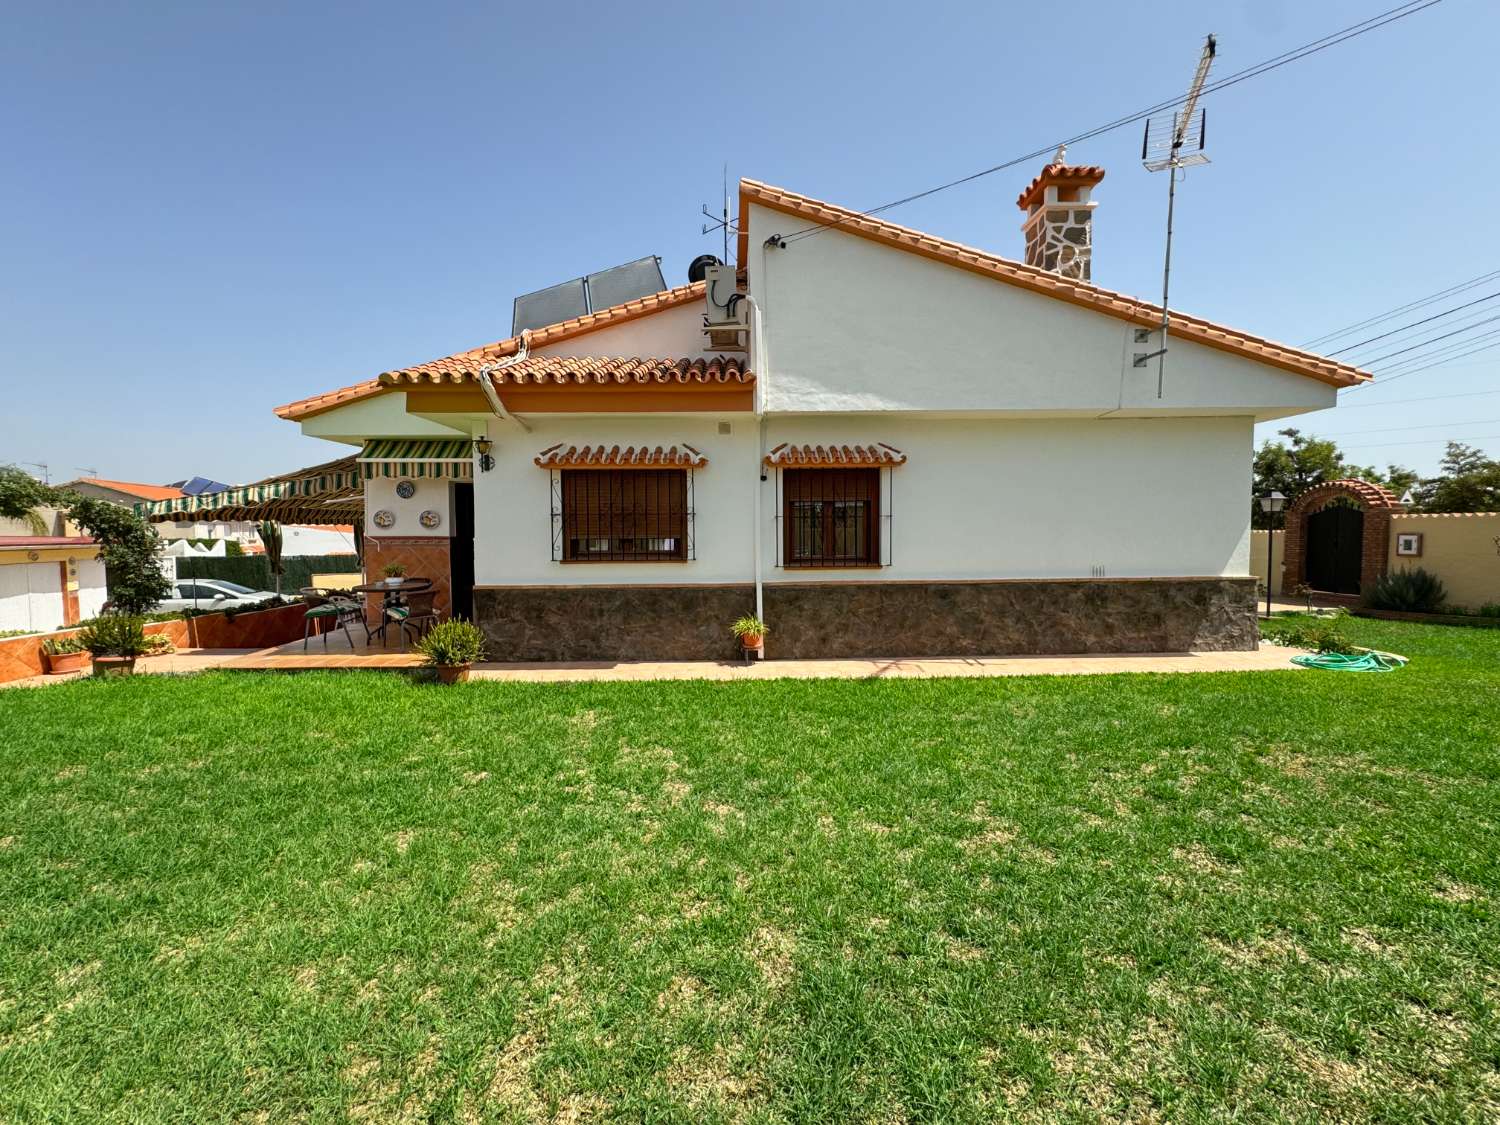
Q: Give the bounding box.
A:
[1305,504,1364,594]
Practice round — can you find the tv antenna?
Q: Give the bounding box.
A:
[700,163,735,265]
[21,461,49,484]
[1136,33,1216,398]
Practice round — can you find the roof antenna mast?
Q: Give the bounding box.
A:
[701,162,734,265]
[1138,33,1216,398]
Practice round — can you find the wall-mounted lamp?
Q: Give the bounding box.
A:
[474,436,495,473]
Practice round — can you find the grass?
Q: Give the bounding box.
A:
[0,617,1497,1122]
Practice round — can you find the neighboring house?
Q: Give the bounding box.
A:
[274,161,1367,661]
[65,476,355,554]
[0,536,105,634]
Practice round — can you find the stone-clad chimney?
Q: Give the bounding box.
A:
[1016,147,1105,281]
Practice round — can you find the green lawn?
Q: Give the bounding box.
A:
[1,619,1497,1122]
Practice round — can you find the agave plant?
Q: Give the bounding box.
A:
[1364,567,1448,614]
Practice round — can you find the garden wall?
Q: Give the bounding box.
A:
[0,619,188,684]
[176,553,360,593]
[1255,514,1499,609]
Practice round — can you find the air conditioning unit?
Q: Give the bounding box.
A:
[703,264,747,328]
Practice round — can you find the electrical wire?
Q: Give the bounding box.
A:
[1316,388,1500,410]
[1302,268,1500,347]
[1325,291,1500,356]
[1355,311,1500,367]
[1338,433,1500,449]
[1359,337,1500,389]
[774,1,1442,246]
[1369,326,1500,377]
[1309,416,1500,437]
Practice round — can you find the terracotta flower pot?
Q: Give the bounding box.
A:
[740,634,764,652]
[435,664,471,684]
[44,650,90,675]
[91,654,137,677]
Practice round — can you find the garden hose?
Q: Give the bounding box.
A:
[1290,649,1409,672]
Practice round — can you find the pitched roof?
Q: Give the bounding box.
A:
[0,535,96,548]
[534,443,709,469]
[275,282,708,420]
[382,355,752,390]
[737,179,1370,388]
[764,443,908,468]
[66,477,185,502]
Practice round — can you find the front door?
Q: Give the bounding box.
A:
[1305,504,1364,594]
[450,483,475,620]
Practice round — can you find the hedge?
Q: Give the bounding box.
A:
[176,553,361,593]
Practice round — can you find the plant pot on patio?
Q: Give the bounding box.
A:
[41,641,90,675]
[91,654,137,677]
[416,620,486,686]
[729,614,769,658]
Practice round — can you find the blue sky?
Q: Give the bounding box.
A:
[2,0,1493,486]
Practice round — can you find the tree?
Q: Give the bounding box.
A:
[0,465,59,535]
[66,495,172,614]
[1413,443,1500,512]
[1251,428,1386,527]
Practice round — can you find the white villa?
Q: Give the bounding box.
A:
[274,162,1367,661]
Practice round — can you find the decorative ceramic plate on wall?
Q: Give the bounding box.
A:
[372,509,395,529]
[419,509,441,529]
[395,480,416,499]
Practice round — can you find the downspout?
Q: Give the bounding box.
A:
[744,295,766,629]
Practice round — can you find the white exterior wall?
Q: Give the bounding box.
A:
[531,301,711,359]
[471,414,1253,587]
[744,202,1334,420]
[364,477,451,539]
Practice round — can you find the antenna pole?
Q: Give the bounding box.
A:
[1157,163,1178,399]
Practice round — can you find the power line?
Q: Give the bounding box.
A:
[1311,416,1500,437]
[1338,433,1500,449]
[1302,268,1500,347]
[1361,337,1500,389]
[1326,291,1500,356]
[1314,390,1500,411]
[774,1,1442,246]
[1371,325,1500,376]
[1357,311,1500,366]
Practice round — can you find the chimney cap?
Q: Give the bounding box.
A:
[1016,163,1106,212]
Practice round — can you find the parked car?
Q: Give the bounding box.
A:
[157,579,279,613]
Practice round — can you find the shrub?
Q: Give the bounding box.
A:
[1478,603,1500,619]
[382,563,408,579]
[41,635,86,655]
[416,620,486,667]
[1260,612,1354,654]
[0,628,37,640]
[76,614,150,657]
[1364,567,1448,613]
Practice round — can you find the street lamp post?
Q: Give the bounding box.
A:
[1257,491,1287,619]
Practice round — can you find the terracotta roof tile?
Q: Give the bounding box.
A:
[738,179,1370,389]
[533,443,708,469]
[764,443,907,468]
[275,282,707,420]
[379,354,752,390]
[66,478,185,501]
[1015,163,1107,211]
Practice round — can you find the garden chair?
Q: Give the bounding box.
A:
[301,588,367,650]
[385,589,439,651]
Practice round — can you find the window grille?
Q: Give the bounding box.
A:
[774,468,893,568]
[550,469,694,562]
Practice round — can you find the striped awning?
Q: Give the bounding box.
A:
[134,455,364,524]
[358,438,473,481]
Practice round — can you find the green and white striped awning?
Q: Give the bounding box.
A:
[358,439,473,481]
[134,455,364,524]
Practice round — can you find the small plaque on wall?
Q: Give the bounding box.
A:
[1395,532,1422,557]
[395,480,416,499]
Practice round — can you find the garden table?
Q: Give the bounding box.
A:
[351,578,433,646]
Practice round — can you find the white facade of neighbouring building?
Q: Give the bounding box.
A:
[273,164,1368,661]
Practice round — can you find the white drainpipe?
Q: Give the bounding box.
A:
[743,294,766,643]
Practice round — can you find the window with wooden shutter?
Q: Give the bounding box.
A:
[782,468,879,567]
[558,469,690,562]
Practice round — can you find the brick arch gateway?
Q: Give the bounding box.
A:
[1280,479,1404,599]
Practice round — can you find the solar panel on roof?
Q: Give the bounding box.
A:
[585,257,666,312]
[510,256,665,335]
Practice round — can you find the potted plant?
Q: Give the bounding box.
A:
[416,619,487,684]
[729,614,769,655]
[77,614,150,677]
[40,634,90,675]
[381,562,407,587]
